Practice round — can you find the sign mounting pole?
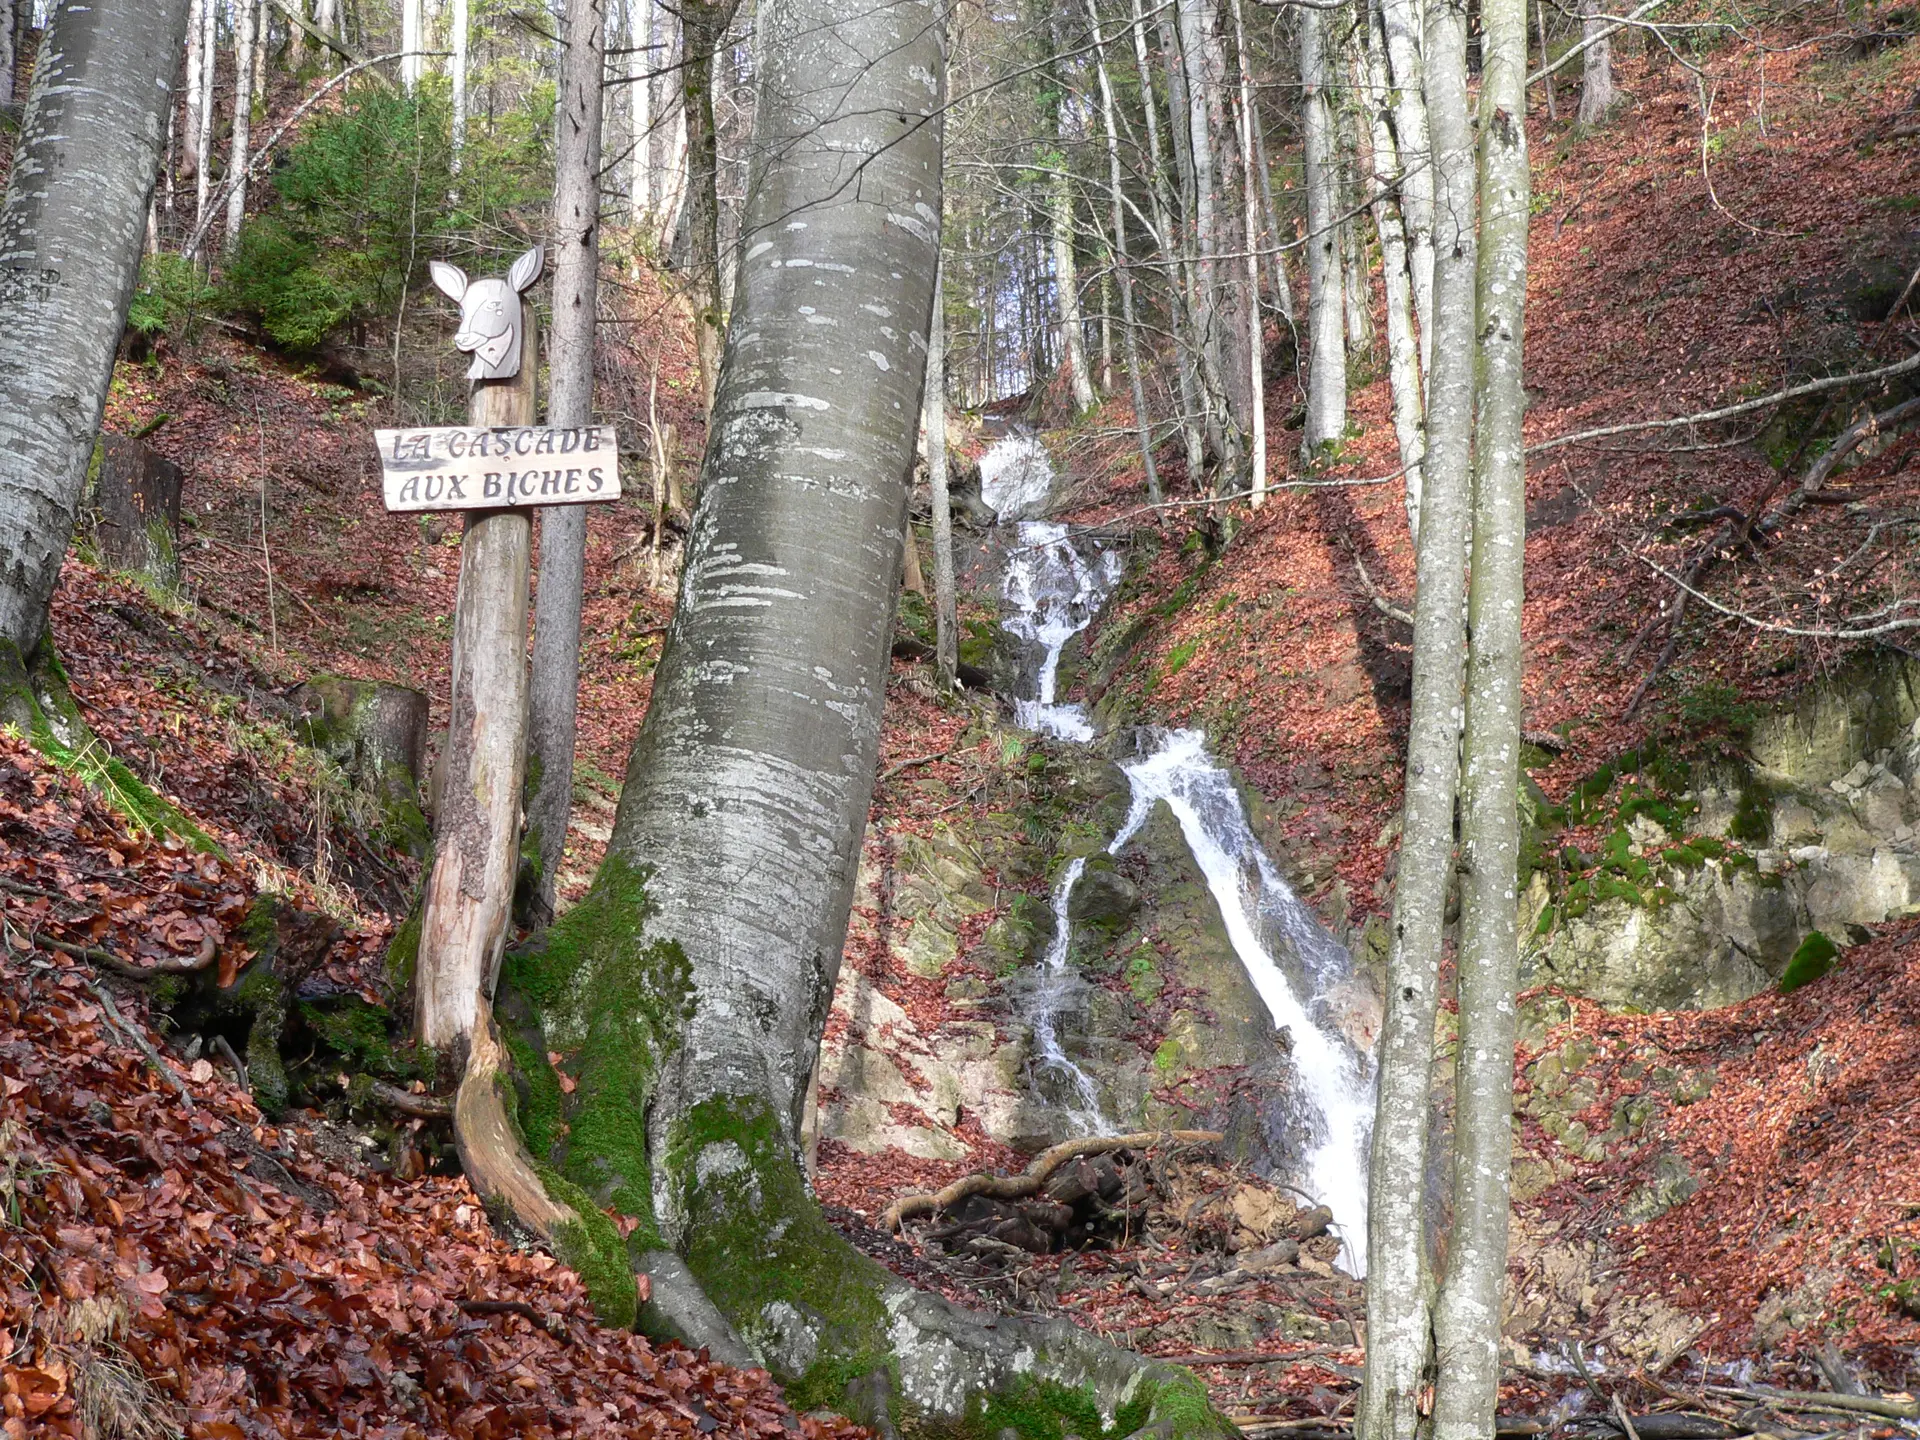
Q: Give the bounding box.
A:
[413,247,542,1056]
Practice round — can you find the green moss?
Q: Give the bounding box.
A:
[1730,777,1773,843]
[669,1095,894,1388]
[1152,1037,1183,1075]
[498,854,692,1247]
[298,995,414,1078]
[1660,844,1707,869]
[1162,638,1200,678]
[1780,930,1840,993]
[536,1163,639,1329]
[973,1376,1107,1440]
[385,907,422,1000]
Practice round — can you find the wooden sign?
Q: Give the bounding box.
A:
[375,424,622,513]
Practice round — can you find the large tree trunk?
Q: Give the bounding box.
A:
[1431,0,1529,1426]
[223,0,259,255]
[1300,2,1346,456]
[525,0,606,924]
[1355,0,1479,1435]
[0,0,193,665]
[181,0,205,183]
[482,2,1237,1430]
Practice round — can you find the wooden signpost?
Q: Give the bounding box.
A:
[381,245,622,1064]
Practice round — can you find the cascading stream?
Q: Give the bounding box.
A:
[982,431,1377,1276]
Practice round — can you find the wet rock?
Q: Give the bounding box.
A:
[1066,856,1139,928]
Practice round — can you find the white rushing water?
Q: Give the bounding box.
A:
[982,432,1376,1275]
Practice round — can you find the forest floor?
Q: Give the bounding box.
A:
[5,3,1920,1434]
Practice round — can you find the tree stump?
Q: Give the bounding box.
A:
[93,434,183,587]
[292,676,431,857]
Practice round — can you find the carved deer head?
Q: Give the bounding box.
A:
[430,245,545,381]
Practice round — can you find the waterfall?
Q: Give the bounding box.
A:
[983,432,1377,1275]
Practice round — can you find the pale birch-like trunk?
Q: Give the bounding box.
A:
[223,0,259,255]
[1051,174,1097,414]
[1338,91,1374,360]
[1355,0,1478,1434]
[1357,10,1426,533]
[1578,0,1614,123]
[1377,0,1433,373]
[193,0,217,242]
[1251,118,1298,327]
[1137,0,1207,485]
[630,0,654,225]
[1229,0,1265,502]
[1087,0,1161,502]
[451,0,470,159]
[925,264,958,690]
[1300,3,1347,455]
[524,0,605,923]
[182,0,205,183]
[654,16,690,255]
[401,0,424,90]
[1431,0,1530,1421]
[0,3,14,111]
[682,0,736,413]
[1181,0,1240,474]
[0,0,194,662]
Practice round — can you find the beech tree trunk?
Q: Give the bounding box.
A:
[223,0,259,254]
[1578,0,1614,124]
[0,0,193,663]
[525,0,606,924]
[1377,0,1434,374]
[1300,3,1346,456]
[1432,0,1530,1425]
[1356,0,1479,1434]
[182,0,205,181]
[474,3,1240,1430]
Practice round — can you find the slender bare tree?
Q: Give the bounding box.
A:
[525,0,607,923]
[1300,1,1346,455]
[223,0,260,254]
[1578,0,1614,123]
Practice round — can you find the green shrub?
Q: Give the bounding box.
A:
[221,82,554,353]
[128,253,218,344]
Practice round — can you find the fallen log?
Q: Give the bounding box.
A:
[882,1130,1222,1232]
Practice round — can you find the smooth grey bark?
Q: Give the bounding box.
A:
[1431,0,1529,1424]
[925,263,958,691]
[1337,83,1374,360]
[1251,117,1297,327]
[1377,0,1433,374]
[526,0,606,923]
[401,0,423,89]
[1357,5,1426,533]
[1136,0,1207,485]
[629,0,653,224]
[1086,0,1161,502]
[1356,0,1478,1435]
[0,0,193,660]
[682,0,738,413]
[1229,0,1265,501]
[1175,0,1239,475]
[182,0,205,180]
[192,0,216,240]
[451,0,470,158]
[1578,0,1614,124]
[1300,2,1347,455]
[223,0,259,255]
[1051,174,1097,413]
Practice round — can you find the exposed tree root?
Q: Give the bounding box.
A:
[880,1131,1223,1233]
